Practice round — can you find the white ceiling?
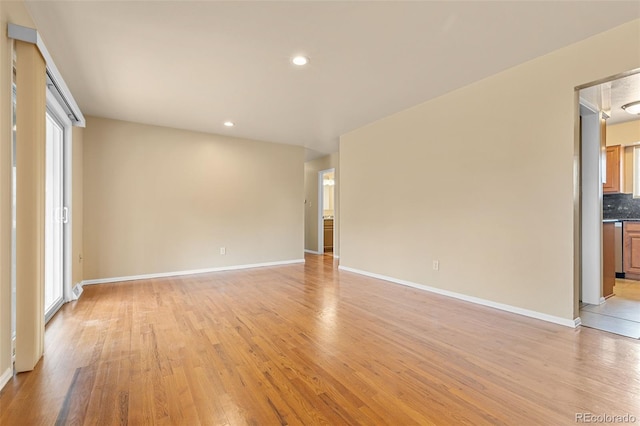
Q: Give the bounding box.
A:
[580,72,640,125]
[25,1,640,160]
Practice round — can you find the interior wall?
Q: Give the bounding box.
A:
[0,0,36,384]
[83,116,304,281]
[340,19,640,322]
[72,126,83,286]
[304,153,339,255]
[606,121,640,194]
[607,120,640,146]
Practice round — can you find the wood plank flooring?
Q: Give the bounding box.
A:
[1,254,640,425]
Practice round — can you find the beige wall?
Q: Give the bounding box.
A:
[72,126,83,285]
[83,117,304,280]
[304,153,339,255]
[0,0,36,381]
[607,120,640,146]
[340,19,640,322]
[606,121,640,194]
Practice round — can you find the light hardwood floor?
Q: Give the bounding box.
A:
[614,279,640,301]
[580,279,640,339]
[1,254,639,425]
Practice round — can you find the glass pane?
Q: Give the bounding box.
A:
[11,77,16,340]
[44,112,64,317]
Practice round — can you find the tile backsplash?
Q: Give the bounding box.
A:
[603,193,640,219]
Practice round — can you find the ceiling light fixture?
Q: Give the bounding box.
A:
[622,101,640,115]
[223,121,235,127]
[292,56,309,66]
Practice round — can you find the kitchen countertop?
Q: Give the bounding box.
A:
[603,218,640,222]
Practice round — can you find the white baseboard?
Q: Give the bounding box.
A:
[338,265,578,328]
[574,317,582,327]
[82,259,305,285]
[0,367,12,391]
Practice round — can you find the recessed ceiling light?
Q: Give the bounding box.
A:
[292,56,309,66]
[622,101,640,115]
[223,121,235,127]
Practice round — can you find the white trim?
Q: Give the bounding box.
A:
[0,368,12,391]
[317,170,324,254]
[63,110,74,302]
[579,99,600,115]
[82,259,305,285]
[338,265,578,328]
[634,146,640,198]
[304,249,321,255]
[574,317,582,327]
[8,24,85,126]
[46,88,76,304]
[580,107,603,306]
[44,298,64,325]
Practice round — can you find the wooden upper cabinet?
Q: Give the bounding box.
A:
[603,144,622,194]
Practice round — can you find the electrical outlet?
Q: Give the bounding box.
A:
[433,260,439,271]
[220,247,226,255]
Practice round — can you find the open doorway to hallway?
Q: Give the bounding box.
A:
[578,70,640,339]
[319,168,335,255]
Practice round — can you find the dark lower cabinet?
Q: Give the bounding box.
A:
[324,219,333,253]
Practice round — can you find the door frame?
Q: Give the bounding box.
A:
[317,168,335,254]
[44,88,73,323]
[575,69,640,318]
[579,100,604,306]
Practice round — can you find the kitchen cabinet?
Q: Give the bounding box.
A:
[603,144,622,193]
[623,221,640,280]
[602,222,615,298]
[324,219,333,252]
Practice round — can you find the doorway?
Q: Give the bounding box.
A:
[44,110,64,321]
[578,71,640,339]
[43,90,73,324]
[318,168,335,255]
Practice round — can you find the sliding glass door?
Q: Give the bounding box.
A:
[44,109,65,322]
